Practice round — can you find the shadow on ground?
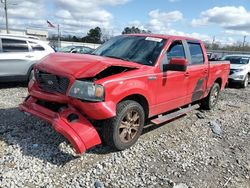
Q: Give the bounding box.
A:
[0,82,27,89]
[226,82,248,89]
[0,107,77,166]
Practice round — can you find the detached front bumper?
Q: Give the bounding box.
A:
[19,96,102,154]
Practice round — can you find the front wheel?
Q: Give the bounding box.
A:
[28,69,34,82]
[200,83,220,110]
[241,74,249,88]
[102,100,145,151]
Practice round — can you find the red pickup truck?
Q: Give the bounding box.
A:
[20,34,230,154]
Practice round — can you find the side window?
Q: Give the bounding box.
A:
[167,41,186,61]
[188,42,204,65]
[161,41,185,68]
[29,42,45,51]
[2,39,29,52]
[81,48,90,53]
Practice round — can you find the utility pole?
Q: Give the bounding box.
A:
[57,24,60,49]
[243,35,246,48]
[211,36,215,50]
[1,0,9,33]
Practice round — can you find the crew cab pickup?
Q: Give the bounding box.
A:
[20,34,230,154]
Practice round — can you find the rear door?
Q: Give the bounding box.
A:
[184,40,208,103]
[0,38,35,77]
[28,41,50,60]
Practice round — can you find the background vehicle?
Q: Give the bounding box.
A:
[20,34,230,154]
[0,34,55,82]
[59,45,94,54]
[222,54,250,88]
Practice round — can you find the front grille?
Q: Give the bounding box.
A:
[35,70,70,94]
[230,69,236,75]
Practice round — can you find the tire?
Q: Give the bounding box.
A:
[241,74,249,88]
[200,83,220,110]
[102,100,145,151]
[28,69,34,82]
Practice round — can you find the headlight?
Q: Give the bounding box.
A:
[234,69,244,73]
[68,80,104,102]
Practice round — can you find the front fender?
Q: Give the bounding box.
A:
[105,78,153,110]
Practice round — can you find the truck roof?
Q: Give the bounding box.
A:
[125,33,202,42]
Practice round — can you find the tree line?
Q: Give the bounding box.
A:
[49,26,151,44]
[49,26,250,52]
[205,41,250,52]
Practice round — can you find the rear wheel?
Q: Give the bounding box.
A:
[102,100,145,151]
[200,83,220,110]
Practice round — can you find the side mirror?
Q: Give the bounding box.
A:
[163,58,188,72]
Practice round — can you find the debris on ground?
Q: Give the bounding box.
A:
[0,84,249,187]
[209,120,222,135]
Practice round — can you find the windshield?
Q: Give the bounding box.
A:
[224,56,250,65]
[60,46,75,52]
[92,35,166,66]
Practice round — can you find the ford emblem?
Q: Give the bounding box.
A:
[47,80,54,85]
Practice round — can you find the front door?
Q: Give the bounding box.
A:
[152,40,189,115]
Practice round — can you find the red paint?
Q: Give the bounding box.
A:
[20,34,230,153]
[170,58,188,66]
[19,96,101,153]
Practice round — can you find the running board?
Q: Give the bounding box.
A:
[151,104,200,125]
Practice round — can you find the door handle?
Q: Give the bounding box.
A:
[148,76,157,80]
[184,72,190,77]
[203,69,208,74]
[25,55,34,58]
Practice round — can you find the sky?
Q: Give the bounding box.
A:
[0,0,250,45]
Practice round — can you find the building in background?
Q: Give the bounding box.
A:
[0,28,48,40]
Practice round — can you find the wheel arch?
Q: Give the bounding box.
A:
[214,77,222,89]
[26,63,36,81]
[118,94,149,119]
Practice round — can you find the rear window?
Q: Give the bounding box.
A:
[29,42,45,51]
[2,38,29,52]
[188,42,204,65]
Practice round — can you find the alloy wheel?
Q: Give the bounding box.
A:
[119,110,140,143]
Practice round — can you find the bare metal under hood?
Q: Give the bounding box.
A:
[36,53,141,79]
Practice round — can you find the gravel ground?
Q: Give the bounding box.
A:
[0,83,249,188]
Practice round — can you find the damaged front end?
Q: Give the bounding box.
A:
[19,96,101,154]
[19,53,141,153]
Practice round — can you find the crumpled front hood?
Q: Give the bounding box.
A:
[36,53,141,78]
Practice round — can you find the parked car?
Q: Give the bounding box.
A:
[0,34,55,82]
[20,34,230,154]
[59,45,94,54]
[222,54,250,88]
[208,52,224,61]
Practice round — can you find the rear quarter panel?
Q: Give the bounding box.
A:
[206,61,230,96]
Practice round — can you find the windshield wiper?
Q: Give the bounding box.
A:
[104,55,131,62]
